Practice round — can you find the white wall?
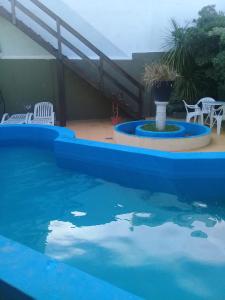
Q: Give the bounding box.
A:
[62,0,225,56]
[0,16,53,59]
[0,0,224,59]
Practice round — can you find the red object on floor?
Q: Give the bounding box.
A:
[111,116,123,125]
[111,101,122,125]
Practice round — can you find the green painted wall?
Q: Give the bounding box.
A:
[0,53,162,121]
[0,59,112,120]
[0,15,162,120]
[71,52,163,117]
[115,52,163,116]
[64,66,112,120]
[0,60,57,113]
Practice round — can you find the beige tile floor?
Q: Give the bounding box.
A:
[67,119,225,152]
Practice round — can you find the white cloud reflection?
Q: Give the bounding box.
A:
[45,213,225,266]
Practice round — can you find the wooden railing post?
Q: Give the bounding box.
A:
[11,0,16,24]
[56,17,62,58]
[57,59,67,126]
[139,88,144,118]
[98,57,104,91]
[56,17,66,126]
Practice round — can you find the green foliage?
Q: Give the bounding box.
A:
[141,123,179,132]
[143,63,178,88]
[164,5,225,104]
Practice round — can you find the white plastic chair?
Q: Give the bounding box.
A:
[183,100,203,124]
[28,102,55,126]
[210,105,224,135]
[1,113,30,125]
[197,97,215,124]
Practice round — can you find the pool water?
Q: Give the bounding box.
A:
[0,146,225,300]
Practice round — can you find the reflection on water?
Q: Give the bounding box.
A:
[0,147,225,300]
[46,209,225,265]
[43,189,225,299]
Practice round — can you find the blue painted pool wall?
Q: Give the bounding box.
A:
[0,124,225,299]
[0,280,33,300]
[0,236,140,300]
[0,125,75,150]
[54,137,225,201]
[1,124,225,200]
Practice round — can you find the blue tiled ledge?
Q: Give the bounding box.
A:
[0,236,141,300]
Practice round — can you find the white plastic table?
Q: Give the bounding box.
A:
[208,101,225,126]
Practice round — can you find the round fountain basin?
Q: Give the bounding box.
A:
[114,120,212,152]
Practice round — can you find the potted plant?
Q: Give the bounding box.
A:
[143,63,178,101]
[143,63,178,130]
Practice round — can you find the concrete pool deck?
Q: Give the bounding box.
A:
[67,119,225,152]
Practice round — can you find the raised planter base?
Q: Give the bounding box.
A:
[114,120,212,152]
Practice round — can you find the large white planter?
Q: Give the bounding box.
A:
[155,101,168,130]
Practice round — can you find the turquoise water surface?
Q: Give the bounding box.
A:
[0,146,225,299]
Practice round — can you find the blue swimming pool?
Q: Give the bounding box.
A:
[1,125,225,299]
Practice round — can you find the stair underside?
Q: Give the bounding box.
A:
[0,5,141,119]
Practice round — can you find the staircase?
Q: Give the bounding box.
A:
[0,0,145,125]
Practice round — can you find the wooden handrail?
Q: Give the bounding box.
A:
[7,0,145,108]
[58,18,144,90]
[102,70,139,102]
[15,1,98,67]
[11,0,16,24]
[56,17,62,58]
[28,0,144,91]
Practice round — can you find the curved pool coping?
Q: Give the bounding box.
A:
[0,123,224,162]
[114,120,212,152]
[1,124,225,299]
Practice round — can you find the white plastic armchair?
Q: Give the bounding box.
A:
[183,100,203,124]
[197,97,215,124]
[210,105,224,135]
[28,102,55,126]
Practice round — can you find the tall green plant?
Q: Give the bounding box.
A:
[163,5,225,104]
[163,20,199,102]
